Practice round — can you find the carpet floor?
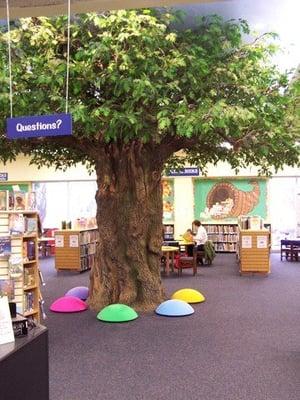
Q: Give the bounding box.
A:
[40,253,300,400]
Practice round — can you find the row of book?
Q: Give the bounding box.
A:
[79,230,99,245]
[23,291,35,313]
[207,233,237,243]
[9,214,38,235]
[203,224,238,234]
[214,242,237,252]
[23,240,36,262]
[238,215,269,230]
[24,266,36,288]
[0,238,37,261]
[80,254,96,271]
[80,243,96,257]
[0,190,37,211]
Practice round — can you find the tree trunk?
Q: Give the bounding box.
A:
[88,142,165,312]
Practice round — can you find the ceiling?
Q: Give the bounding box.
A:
[0,0,228,19]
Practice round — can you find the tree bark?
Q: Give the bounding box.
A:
[88,141,165,312]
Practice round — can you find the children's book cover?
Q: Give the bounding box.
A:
[14,191,26,210]
[0,190,8,211]
[0,279,15,300]
[9,213,25,235]
[0,236,11,258]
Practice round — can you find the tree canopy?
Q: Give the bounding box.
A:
[0,9,299,172]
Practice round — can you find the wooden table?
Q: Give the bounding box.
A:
[161,246,179,276]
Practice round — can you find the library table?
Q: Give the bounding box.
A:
[161,246,179,276]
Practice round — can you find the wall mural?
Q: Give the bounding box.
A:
[162,179,174,222]
[194,179,267,222]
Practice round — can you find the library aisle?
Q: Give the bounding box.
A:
[40,254,300,400]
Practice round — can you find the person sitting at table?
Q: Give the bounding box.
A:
[189,220,208,263]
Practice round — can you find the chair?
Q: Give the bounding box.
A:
[174,246,197,276]
[280,240,292,261]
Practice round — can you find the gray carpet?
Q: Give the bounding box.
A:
[40,254,300,400]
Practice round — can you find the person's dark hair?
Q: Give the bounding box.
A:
[192,220,201,227]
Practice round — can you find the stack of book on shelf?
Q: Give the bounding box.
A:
[23,267,36,288]
[238,215,264,230]
[0,190,37,211]
[23,291,35,313]
[23,240,36,262]
[80,230,99,245]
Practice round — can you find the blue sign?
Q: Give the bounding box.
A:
[167,167,199,177]
[0,173,8,181]
[7,113,72,139]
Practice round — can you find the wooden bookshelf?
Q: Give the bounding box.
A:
[237,228,271,275]
[202,223,238,252]
[0,211,40,322]
[54,228,99,272]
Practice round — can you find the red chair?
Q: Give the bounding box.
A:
[40,228,58,256]
[174,246,197,276]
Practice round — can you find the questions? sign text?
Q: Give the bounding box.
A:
[7,113,72,139]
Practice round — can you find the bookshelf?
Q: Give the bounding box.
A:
[0,211,40,322]
[202,223,238,252]
[54,228,99,272]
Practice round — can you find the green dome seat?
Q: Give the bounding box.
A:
[97,304,138,323]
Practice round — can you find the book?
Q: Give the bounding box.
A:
[0,190,8,211]
[9,213,25,235]
[24,267,35,288]
[8,191,14,210]
[25,217,37,234]
[0,279,15,300]
[0,236,12,258]
[26,240,36,261]
[27,192,37,210]
[14,191,26,210]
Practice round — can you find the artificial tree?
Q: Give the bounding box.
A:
[0,9,299,310]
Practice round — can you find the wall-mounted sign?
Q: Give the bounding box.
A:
[167,167,199,177]
[0,173,8,181]
[7,113,72,139]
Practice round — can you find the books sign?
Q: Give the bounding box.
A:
[167,167,199,177]
[0,172,8,181]
[7,113,72,139]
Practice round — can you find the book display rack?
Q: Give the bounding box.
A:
[0,211,41,322]
[237,218,271,275]
[54,228,99,272]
